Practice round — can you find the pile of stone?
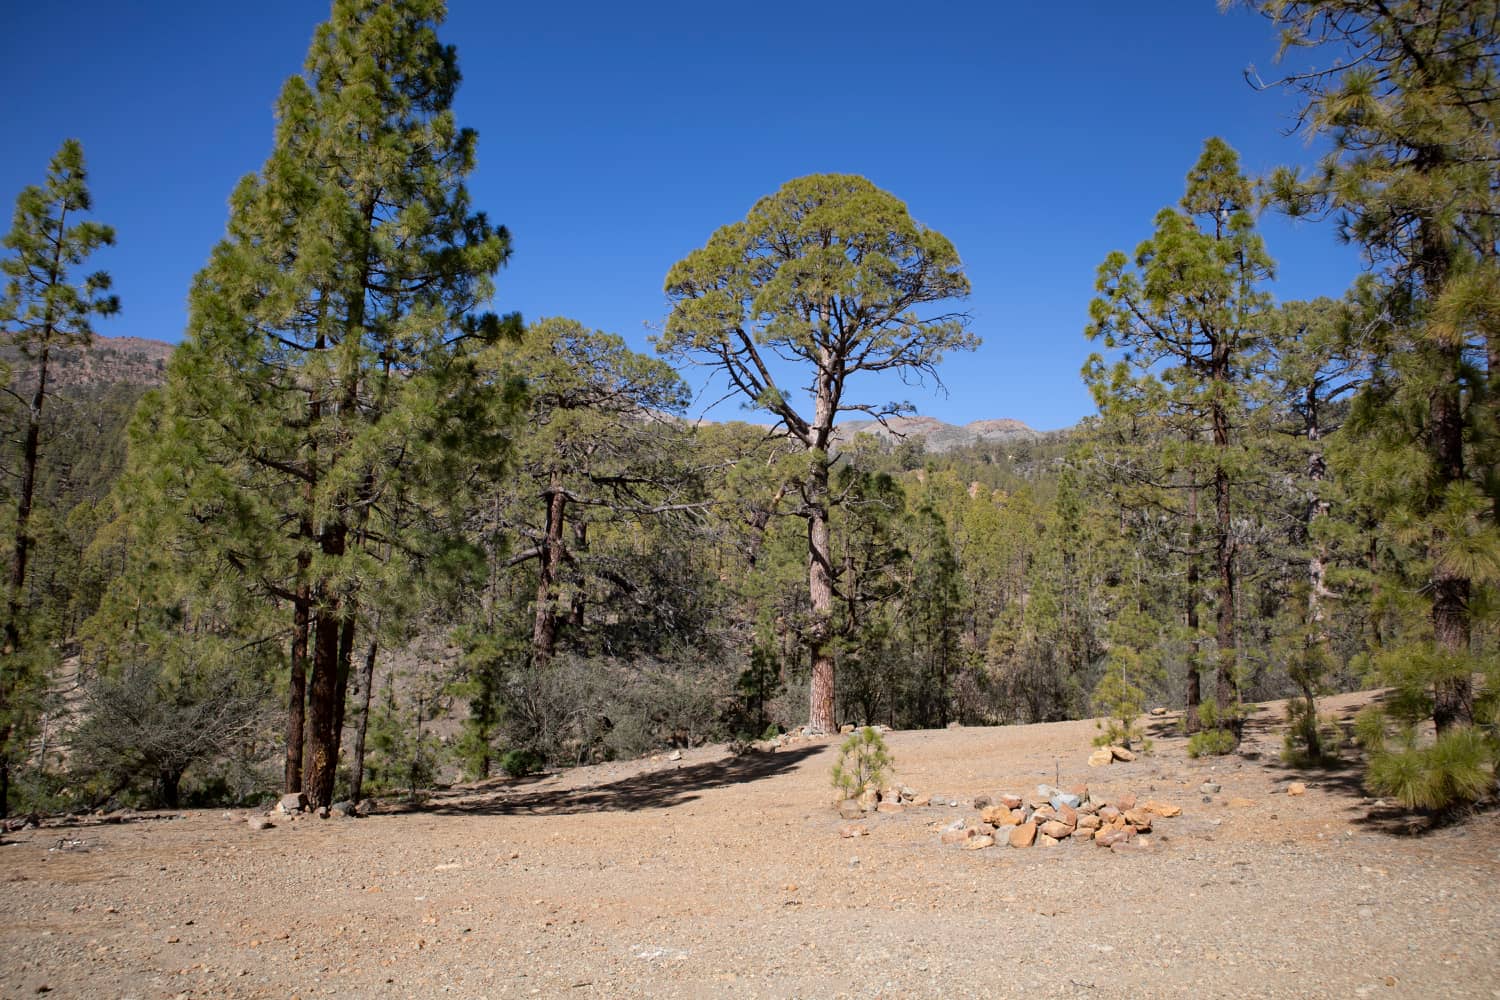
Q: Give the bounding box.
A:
[836,783,930,821]
[939,784,1181,853]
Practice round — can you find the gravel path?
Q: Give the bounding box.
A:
[3,692,1497,998]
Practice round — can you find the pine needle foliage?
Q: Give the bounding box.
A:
[831,726,893,799]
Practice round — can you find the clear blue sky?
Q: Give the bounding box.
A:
[1,1,1362,431]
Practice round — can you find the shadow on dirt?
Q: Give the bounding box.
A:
[392,744,827,818]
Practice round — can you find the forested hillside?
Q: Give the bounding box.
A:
[0,0,1495,823]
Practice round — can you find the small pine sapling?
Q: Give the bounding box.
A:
[1090,646,1150,752]
[831,726,892,800]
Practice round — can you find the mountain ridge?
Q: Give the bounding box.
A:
[8,336,1055,450]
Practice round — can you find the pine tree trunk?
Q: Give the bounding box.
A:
[807,463,836,734]
[1305,391,1333,647]
[349,637,378,805]
[1210,347,1238,709]
[305,606,342,809]
[532,472,567,665]
[4,345,48,660]
[1215,462,1237,708]
[1420,218,1472,731]
[331,615,356,764]
[1185,484,1202,733]
[285,582,308,793]
[1430,357,1473,732]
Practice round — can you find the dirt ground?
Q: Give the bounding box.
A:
[2,691,1497,999]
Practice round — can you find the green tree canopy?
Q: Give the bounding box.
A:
[660,173,975,732]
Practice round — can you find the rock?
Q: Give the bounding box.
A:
[329,800,354,818]
[979,806,1011,826]
[1287,782,1307,796]
[1076,814,1102,831]
[973,794,993,810]
[1073,826,1095,842]
[839,724,855,734]
[1109,746,1136,762]
[1098,805,1121,822]
[1150,707,1168,716]
[1066,784,1090,802]
[839,824,869,838]
[878,786,901,803]
[1011,808,1029,825]
[751,739,779,753]
[964,835,996,851]
[1040,820,1073,840]
[1123,809,1154,832]
[911,794,932,808]
[1199,782,1221,795]
[941,827,977,845]
[276,792,307,814]
[944,818,966,831]
[1088,748,1114,767]
[857,788,880,812]
[876,801,904,815]
[1056,804,1078,828]
[1032,804,1056,823]
[996,810,1023,827]
[998,794,1023,810]
[898,785,917,801]
[1034,784,1056,800]
[1039,833,1060,847]
[837,799,863,820]
[1095,828,1135,849]
[1115,793,1137,811]
[1077,800,1098,816]
[1049,792,1082,811]
[1008,822,1037,848]
[668,749,683,761]
[247,816,275,831]
[1143,800,1181,818]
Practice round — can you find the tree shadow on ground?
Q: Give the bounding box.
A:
[389,744,826,818]
[1239,693,1472,836]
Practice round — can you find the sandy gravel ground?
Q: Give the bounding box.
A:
[2,691,1497,999]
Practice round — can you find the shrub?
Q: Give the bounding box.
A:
[1188,727,1237,758]
[499,748,543,778]
[1282,697,1341,765]
[1353,646,1500,813]
[830,726,892,799]
[1357,704,1496,812]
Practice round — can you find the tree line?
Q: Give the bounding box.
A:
[0,0,1495,817]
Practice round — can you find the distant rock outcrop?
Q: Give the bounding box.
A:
[2,334,174,391]
[832,415,1042,453]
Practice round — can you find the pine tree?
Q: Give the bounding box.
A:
[1245,0,1500,733]
[1085,138,1276,733]
[661,174,974,732]
[135,0,518,808]
[0,140,118,816]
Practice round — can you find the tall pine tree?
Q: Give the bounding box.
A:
[0,140,117,816]
[135,0,518,807]
[1085,138,1276,731]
